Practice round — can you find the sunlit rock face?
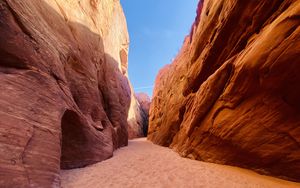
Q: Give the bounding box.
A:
[148,0,300,182]
[0,0,140,186]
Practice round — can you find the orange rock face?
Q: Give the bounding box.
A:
[148,0,300,182]
[0,0,142,186]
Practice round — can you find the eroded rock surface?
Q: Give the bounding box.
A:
[0,0,139,187]
[148,0,300,182]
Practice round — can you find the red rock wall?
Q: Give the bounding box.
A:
[148,0,300,182]
[0,0,141,187]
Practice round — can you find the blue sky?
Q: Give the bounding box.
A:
[120,0,198,96]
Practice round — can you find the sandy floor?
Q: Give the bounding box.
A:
[61,138,300,188]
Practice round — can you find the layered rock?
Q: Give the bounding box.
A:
[148,0,300,182]
[0,0,140,187]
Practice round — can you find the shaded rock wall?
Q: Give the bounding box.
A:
[0,0,141,187]
[127,92,151,138]
[127,90,146,139]
[148,0,300,182]
[135,93,151,136]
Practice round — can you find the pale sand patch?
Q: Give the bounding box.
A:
[61,138,300,188]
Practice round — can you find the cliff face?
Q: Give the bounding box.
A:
[148,0,300,182]
[0,0,142,187]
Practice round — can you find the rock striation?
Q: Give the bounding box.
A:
[0,0,142,187]
[148,0,300,182]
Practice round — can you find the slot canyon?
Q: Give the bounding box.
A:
[0,0,299,187]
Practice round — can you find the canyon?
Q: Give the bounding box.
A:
[148,0,300,182]
[0,0,300,187]
[0,0,146,187]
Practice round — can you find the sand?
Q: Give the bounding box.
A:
[61,138,300,188]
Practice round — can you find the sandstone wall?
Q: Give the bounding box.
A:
[0,0,141,187]
[148,0,300,182]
